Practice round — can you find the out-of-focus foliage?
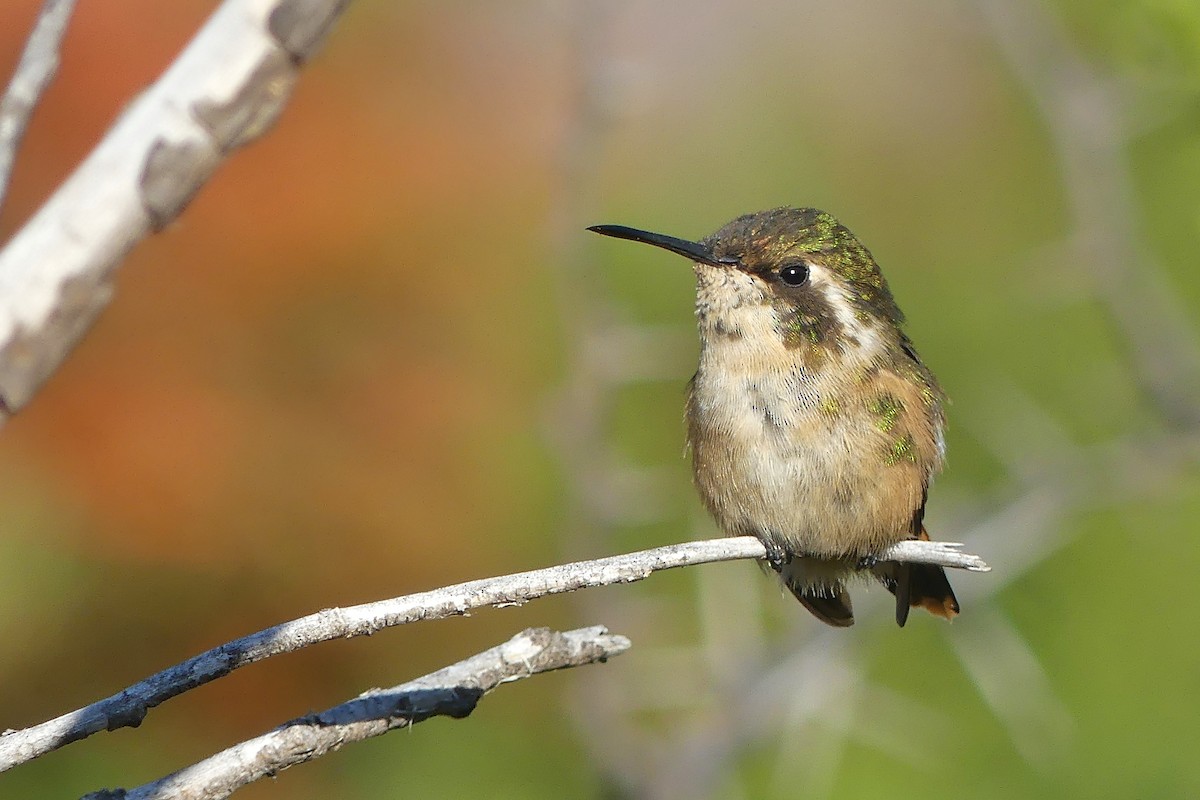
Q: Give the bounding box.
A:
[1,0,1198,798]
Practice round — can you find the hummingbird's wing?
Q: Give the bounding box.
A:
[867,338,957,625]
[899,332,923,365]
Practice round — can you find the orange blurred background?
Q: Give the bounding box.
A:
[1,2,586,796]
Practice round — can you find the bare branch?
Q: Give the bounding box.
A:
[0,0,77,214]
[0,0,350,419]
[0,535,987,771]
[875,539,990,572]
[80,626,630,800]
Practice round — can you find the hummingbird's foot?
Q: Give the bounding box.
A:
[855,554,879,571]
[761,540,791,573]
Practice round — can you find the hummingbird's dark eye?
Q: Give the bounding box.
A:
[778,263,809,286]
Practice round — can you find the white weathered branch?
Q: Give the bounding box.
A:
[80,626,630,800]
[0,535,986,772]
[0,0,77,213]
[878,538,989,570]
[0,0,351,417]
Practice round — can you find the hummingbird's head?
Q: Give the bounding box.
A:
[589,207,905,353]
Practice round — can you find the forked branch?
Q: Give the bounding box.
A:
[0,535,987,772]
[80,626,630,800]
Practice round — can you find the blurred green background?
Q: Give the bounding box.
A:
[2,0,1199,797]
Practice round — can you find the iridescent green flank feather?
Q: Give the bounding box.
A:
[869,393,904,432]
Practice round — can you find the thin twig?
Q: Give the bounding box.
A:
[80,626,631,800]
[0,535,987,772]
[0,0,77,215]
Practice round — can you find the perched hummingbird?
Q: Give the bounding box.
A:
[589,207,959,627]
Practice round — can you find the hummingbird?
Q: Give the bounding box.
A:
[588,207,959,627]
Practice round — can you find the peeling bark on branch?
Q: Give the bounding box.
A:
[0,0,351,418]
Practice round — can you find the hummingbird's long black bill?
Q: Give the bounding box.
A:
[587,224,734,268]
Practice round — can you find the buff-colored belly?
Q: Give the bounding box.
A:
[688,366,925,559]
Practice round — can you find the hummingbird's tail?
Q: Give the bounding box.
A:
[794,586,856,627]
[873,529,960,627]
[779,560,856,627]
[776,533,959,627]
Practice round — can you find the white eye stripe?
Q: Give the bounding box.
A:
[808,263,884,354]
